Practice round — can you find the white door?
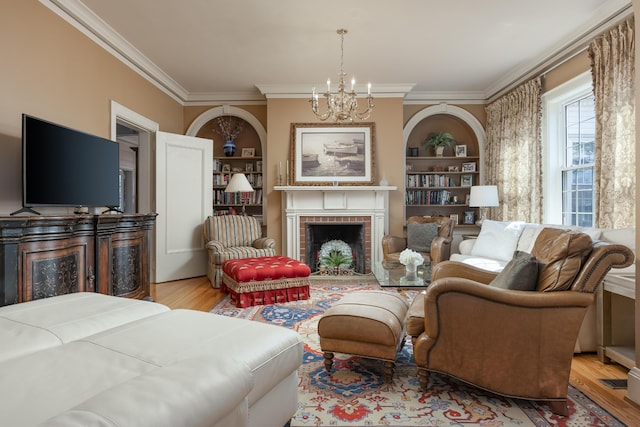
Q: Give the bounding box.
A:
[155,131,212,282]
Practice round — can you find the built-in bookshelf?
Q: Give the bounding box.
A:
[212,156,263,217]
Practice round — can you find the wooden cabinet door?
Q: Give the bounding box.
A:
[109,230,149,299]
[19,236,95,302]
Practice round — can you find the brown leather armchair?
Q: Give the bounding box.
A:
[381,216,454,268]
[409,227,634,416]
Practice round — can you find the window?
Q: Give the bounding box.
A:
[543,72,595,226]
[562,95,595,227]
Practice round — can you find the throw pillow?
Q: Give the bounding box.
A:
[470,220,526,262]
[407,222,439,252]
[490,251,539,291]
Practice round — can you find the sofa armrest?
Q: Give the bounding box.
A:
[253,237,276,249]
[458,238,476,255]
[430,236,452,263]
[206,240,225,253]
[382,235,407,257]
[432,260,498,284]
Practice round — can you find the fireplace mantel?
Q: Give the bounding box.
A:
[275,185,397,270]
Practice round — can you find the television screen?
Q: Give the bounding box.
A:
[22,114,120,208]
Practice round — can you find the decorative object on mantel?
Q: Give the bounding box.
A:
[290,122,375,186]
[423,132,456,157]
[310,29,374,123]
[469,185,499,225]
[318,240,354,275]
[214,116,244,156]
[399,248,424,281]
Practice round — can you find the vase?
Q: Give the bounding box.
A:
[435,146,445,157]
[223,140,236,156]
[405,263,417,281]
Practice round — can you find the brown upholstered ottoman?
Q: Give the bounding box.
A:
[317,291,409,382]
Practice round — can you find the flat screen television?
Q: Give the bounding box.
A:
[20,114,120,211]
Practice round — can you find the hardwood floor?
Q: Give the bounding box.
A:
[152,276,640,425]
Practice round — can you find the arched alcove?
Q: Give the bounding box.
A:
[403,104,486,183]
[186,106,267,219]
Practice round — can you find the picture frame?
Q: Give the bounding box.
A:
[449,214,459,225]
[241,147,255,158]
[255,160,263,172]
[448,166,459,172]
[221,163,231,172]
[462,162,476,172]
[455,145,467,157]
[463,210,476,225]
[291,122,375,185]
[246,163,254,172]
[461,174,473,187]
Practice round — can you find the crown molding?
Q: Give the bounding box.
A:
[404,91,487,104]
[255,83,416,99]
[183,91,267,106]
[40,0,189,104]
[485,0,632,102]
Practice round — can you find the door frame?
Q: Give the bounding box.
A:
[110,100,159,280]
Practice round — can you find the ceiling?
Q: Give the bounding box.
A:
[46,0,632,104]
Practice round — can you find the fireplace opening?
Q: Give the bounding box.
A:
[306,223,365,273]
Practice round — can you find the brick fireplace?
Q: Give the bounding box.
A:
[275,185,396,272]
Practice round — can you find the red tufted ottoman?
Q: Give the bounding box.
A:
[221,256,311,308]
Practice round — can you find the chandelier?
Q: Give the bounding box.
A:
[310,29,374,123]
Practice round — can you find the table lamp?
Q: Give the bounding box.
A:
[225,173,254,215]
[468,185,499,225]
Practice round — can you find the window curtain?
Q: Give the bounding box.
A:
[485,78,543,223]
[589,17,635,228]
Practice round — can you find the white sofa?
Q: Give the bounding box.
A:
[0,293,303,427]
[451,220,636,353]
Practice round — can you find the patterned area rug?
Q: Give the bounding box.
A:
[210,280,625,427]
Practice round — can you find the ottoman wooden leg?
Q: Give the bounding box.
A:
[323,352,334,372]
[418,367,429,391]
[383,361,395,383]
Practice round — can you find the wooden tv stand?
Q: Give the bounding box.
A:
[0,213,156,306]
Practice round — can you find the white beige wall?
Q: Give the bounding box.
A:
[0,1,183,215]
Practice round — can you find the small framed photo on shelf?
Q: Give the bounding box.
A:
[449,214,459,225]
[221,164,231,172]
[455,145,467,157]
[246,163,254,172]
[448,166,459,172]
[241,148,255,158]
[461,174,473,187]
[463,210,476,225]
[256,160,263,172]
[462,162,476,172]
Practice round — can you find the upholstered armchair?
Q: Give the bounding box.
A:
[408,227,634,415]
[203,215,276,287]
[381,216,454,268]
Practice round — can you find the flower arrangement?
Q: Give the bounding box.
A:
[398,248,424,267]
[318,239,353,269]
[214,116,244,142]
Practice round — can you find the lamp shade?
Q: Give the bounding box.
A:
[224,173,254,193]
[468,185,498,207]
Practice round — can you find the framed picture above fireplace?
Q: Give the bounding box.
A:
[290,122,375,185]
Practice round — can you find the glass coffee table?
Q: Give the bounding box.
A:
[372,262,431,288]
